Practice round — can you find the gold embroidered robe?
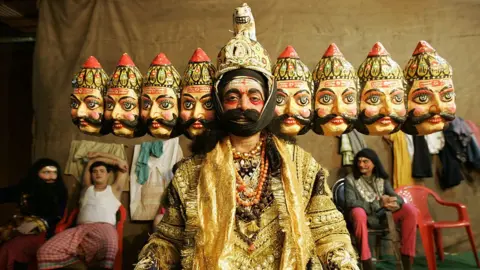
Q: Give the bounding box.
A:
[135,138,358,270]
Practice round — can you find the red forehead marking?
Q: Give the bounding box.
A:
[74,88,95,94]
[322,80,354,88]
[277,81,306,88]
[107,88,130,95]
[183,85,211,93]
[418,79,446,87]
[143,87,168,95]
[369,80,397,88]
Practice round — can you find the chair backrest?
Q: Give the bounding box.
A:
[332,178,346,214]
[395,185,437,224]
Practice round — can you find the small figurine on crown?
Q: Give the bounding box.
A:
[355,42,407,136]
[402,40,456,135]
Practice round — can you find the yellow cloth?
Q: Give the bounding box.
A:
[64,140,129,191]
[193,137,313,269]
[389,132,415,188]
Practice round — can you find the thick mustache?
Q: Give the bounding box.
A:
[223,108,260,123]
[314,112,357,125]
[276,113,311,126]
[180,117,216,129]
[147,115,178,128]
[113,115,139,129]
[407,110,455,124]
[359,110,406,125]
[72,115,102,126]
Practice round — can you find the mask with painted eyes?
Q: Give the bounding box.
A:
[140,53,181,139]
[105,53,145,138]
[402,40,455,135]
[312,43,359,136]
[70,56,110,136]
[356,42,407,135]
[270,45,313,137]
[179,48,217,139]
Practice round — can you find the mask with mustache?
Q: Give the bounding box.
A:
[72,114,112,135]
[268,113,312,137]
[104,115,146,137]
[355,110,406,135]
[401,110,455,135]
[312,112,357,135]
[179,117,217,139]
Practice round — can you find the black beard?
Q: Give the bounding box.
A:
[72,114,103,127]
[219,108,264,137]
[223,108,260,122]
[402,110,455,135]
[146,115,178,128]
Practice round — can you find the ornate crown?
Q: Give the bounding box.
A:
[313,43,358,90]
[144,53,181,97]
[182,48,216,87]
[357,42,404,84]
[272,45,313,89]
[108,53,143,95]
[404,40,453,83]
[72,56,109,96]
[216,34,272,80]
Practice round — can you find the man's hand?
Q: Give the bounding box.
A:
[87,152,101,159]
[117,161,129,173]
[16,221,38,234]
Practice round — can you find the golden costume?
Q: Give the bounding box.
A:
[135,136,357,269]
[136,4,357,269]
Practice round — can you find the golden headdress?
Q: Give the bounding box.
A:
[357,42,404,85]
[182,48,216,87]
[273,45,313,90]
[72,56,109,96]
[144,53,181,98]
[108,53,143,94]
[313,43,358,90]
[404,40,453,84]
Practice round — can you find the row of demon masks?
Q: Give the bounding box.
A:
[70,40,456,139]
[271,41,455,137]
[70,49,216,139]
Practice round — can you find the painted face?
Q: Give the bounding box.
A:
[274,80,311,136]
[70,88,104,134]
[141,86,178,138]
[315,79,358,136]
[104,88,139,138]
[92,165,109,185]
[359,79,406,135]
[357,157,374,175]
[407,78,455,135]
[222,77,265,124]
[180,85,215,137]
[38,166,58,184]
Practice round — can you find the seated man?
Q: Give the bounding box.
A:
[344,148,417,270]
[37,152,128,269]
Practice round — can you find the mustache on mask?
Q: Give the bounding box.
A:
[314,112,357,125]
[359,110,406,125]
[72,115,103,127]
[179,117,216,129]
[113,115,140,129]
[146,114,178,128]
[407,110,455,124]
[223,108,260,123]
[275,113,312,126]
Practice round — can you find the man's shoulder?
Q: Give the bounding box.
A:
[170,155,204,199]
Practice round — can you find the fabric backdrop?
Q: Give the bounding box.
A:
[33,0,480,267]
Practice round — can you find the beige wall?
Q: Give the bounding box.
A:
[32,0,480,267]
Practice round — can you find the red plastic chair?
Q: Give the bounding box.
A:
[396,185,480,270]
[55,205,127,270]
